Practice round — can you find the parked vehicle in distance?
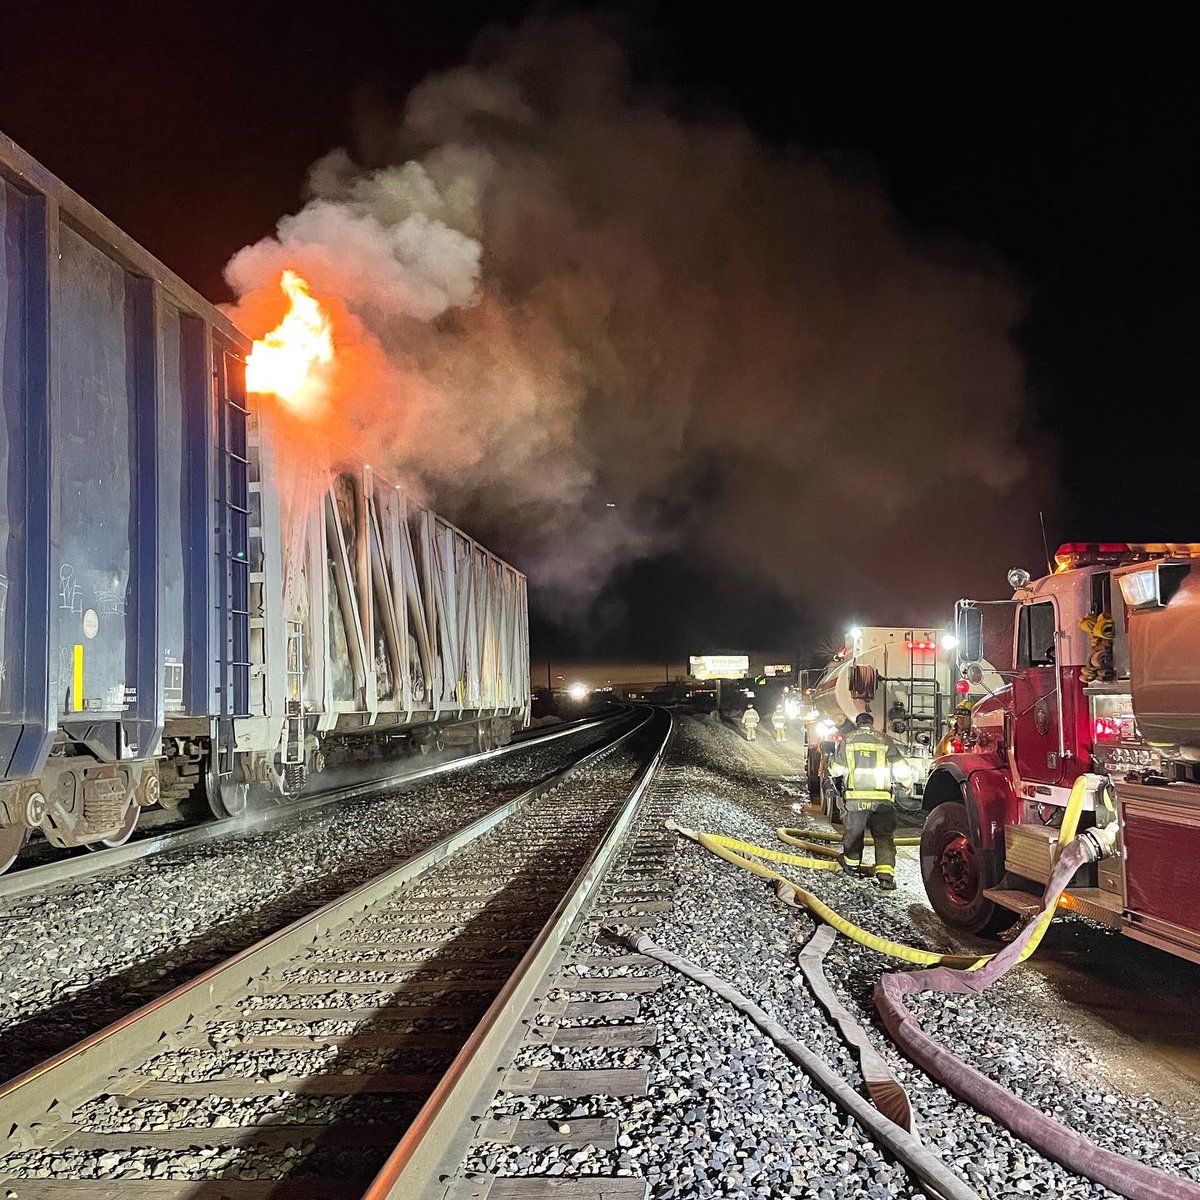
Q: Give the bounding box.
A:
[804,626,996,818]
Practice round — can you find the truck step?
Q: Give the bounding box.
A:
[983,885,1124,929]
[1057,887,1124,928]
[1003,823,1059,885]
[982,887,1043,918]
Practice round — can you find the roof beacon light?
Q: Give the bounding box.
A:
[905,639,937,652]
[1053,542,1136,573]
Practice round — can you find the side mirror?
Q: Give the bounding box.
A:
[956,602,984,665]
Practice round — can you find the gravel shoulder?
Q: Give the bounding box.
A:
[466,713,1200,1199]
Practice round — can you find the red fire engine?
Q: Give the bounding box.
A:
[921,542,1200,964]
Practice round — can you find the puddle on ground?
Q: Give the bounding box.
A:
[1033,920,1200,1110]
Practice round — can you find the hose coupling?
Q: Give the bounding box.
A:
[665,817,697,840]
[1078,822,1120,863]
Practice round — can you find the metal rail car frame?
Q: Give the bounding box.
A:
[0,131,529,858]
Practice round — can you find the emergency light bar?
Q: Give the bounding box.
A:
[1054,542,1200,573]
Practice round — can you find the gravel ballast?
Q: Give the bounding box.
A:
[6,709,1197,1196]
[462,713,1200,1199]
[0,719,624,1082]
[0,719,664,1186]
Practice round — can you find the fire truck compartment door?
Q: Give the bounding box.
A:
[1119,782,1200,957]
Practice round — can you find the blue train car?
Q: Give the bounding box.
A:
[0,133,530,870]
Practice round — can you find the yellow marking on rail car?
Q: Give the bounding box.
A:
[72,644,84,711]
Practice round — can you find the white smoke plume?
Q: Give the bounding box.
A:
[224,15,1046,631]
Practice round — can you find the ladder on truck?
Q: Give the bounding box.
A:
[902,633,942,751]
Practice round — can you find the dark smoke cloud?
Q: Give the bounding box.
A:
[225,16,1047,641]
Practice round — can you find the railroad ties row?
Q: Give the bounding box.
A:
[445,763,686,1200]
[0,715,634,1093]
[0,712,667,1197]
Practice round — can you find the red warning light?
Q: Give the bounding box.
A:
[955,678,971,695]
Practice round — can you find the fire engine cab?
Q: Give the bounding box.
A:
[921,542,1200,964]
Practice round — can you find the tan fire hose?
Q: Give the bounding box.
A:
[677,778,1200,1200]
[610,926,983,1200]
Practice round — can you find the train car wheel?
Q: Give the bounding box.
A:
[1,824,28,874]
[87,802,139,850]
[205,763,249,819]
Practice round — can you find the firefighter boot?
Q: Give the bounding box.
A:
[837,854,859,878]
[874,866,896,891]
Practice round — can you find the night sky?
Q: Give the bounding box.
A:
[1,3,1194,665]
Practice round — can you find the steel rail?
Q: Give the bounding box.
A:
[0,709,653,1144]
[363,709,674,1199]
[0,708,627,903]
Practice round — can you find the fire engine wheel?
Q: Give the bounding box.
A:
[920,800,1009,937]
[0,824,28,874]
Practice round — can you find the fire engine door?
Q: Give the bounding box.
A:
[1012,599,1066,785]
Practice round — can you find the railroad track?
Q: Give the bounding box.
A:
[429,758,686,1200]
[0,708,671,1198]
[0,710,623,903]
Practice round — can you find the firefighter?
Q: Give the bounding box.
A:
[742,705,760,741]
[829,711,912,890]
[935,701,974,758]
[771,704,787,742]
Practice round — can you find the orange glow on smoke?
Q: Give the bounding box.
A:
[245,270,333,414]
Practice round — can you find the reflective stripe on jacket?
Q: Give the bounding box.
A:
[833,728,901,803]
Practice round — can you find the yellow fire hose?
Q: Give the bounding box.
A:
[691,828,986,968]
[666,823,842,873]
[781,826,922,851]
[679,772,1092,972]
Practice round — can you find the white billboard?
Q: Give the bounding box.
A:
[689,654,749,681]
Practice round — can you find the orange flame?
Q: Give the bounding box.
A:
[246,270,334,414]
